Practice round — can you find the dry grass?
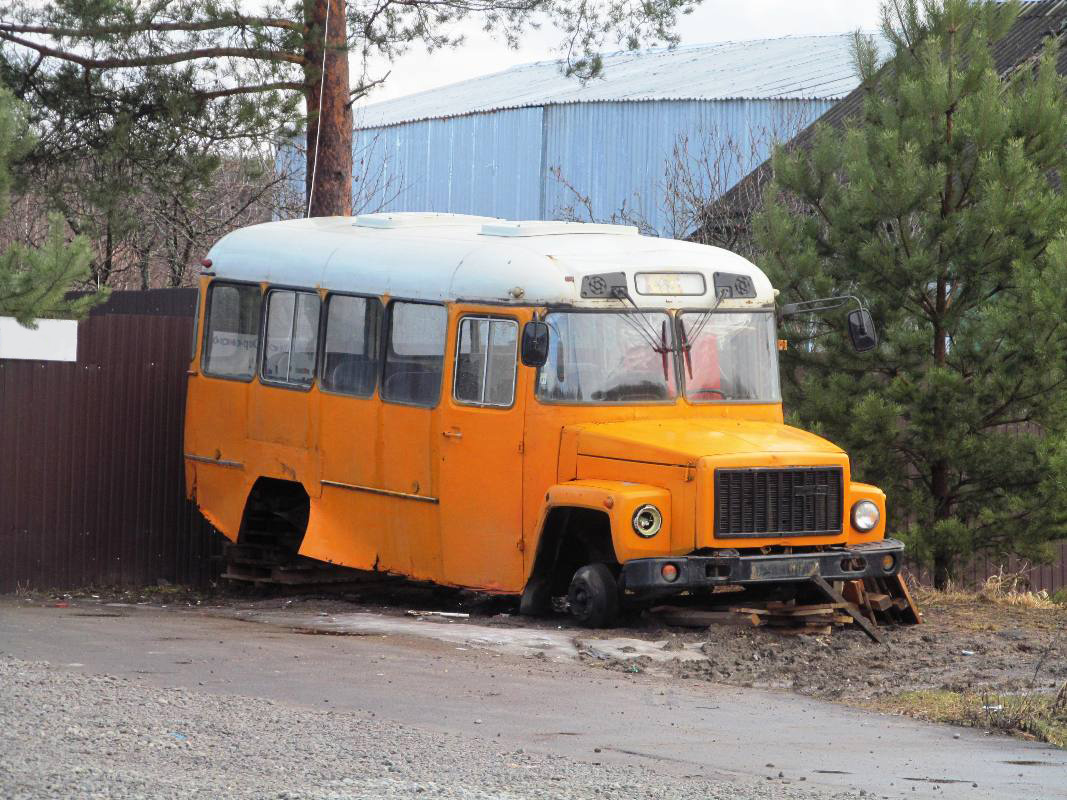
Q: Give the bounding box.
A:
[911,567,1062,610]
[871,683,1067,749]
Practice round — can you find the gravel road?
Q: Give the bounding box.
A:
[1,655,856,800]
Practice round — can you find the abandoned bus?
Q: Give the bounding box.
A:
[183,213,902,626]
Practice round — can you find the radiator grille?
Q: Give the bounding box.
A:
[714,467,843,538]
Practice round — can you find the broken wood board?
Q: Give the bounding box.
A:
[811,575,887,644]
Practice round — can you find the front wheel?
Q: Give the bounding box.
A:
[567,563,621,628]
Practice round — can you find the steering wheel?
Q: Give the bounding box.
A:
[690,387,727,399]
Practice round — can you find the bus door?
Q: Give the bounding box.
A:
[248,288,320,452]
[437,313,526,591]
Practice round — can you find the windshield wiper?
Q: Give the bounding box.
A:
[678,288,729,377]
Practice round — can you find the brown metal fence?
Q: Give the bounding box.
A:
[906,540,1067,594]
[0,289,223,592]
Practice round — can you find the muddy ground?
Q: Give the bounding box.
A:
[28,577,1067,707]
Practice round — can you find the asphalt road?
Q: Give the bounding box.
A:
[1,600,1065,799]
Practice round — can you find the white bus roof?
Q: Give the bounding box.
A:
[205,213,775,309]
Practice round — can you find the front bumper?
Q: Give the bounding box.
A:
[621,538,905,592]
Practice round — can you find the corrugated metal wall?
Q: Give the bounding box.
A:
[540,98,833,236]
[348,98,835,236]
[354,107,544,220]
[0,290,223,592]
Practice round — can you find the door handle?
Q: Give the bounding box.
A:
[442,429,463,440]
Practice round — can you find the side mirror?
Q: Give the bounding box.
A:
[847,308,878,353]
[520,321,550,367]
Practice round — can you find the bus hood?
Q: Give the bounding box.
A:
[566,418,844,466]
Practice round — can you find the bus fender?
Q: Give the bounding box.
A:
[530,480,673,576]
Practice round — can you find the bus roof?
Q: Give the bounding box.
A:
[205,213,776,309]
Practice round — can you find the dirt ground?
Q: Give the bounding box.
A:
[32,577,1066,708]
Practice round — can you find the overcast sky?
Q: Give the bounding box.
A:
[360,0,885,105]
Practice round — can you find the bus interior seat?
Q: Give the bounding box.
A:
[383,363,442,402]
[325,353,377,394]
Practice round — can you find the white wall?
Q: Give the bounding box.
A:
[0,317,78,362]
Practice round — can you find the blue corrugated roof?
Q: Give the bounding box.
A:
[357,33,885,128]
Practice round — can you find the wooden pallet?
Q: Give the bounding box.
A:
[652,572,922,642]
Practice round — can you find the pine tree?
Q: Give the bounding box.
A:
[756,0,1067,588]
[0,87,101,326]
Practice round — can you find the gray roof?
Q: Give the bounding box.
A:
[357,33,884,129]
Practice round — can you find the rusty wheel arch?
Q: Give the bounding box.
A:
[528,506,618,598]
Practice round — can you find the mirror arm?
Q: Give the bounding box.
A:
[779,295,863,318]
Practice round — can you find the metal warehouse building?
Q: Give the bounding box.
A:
[346,34,878,237]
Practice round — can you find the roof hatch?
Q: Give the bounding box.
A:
[354,212,500,229]
[480,221,639,237]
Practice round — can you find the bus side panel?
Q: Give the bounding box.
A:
[300,390,443,581]
[186,463,254,543]
[184,372,256,543]
[300,489,440,582]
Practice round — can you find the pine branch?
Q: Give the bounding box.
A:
[194,82,306,100]
[0,16,302,36]
[0,32,306,68]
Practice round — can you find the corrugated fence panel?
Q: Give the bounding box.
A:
[541,98,836,236]
[0,290,223,592]
[352,107,544,220]
[905,540,1067,593]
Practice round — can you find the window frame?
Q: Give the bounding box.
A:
[451,314,519,410]
[200,279,263,383]
[190,285,201,364]
[317,291,384,399]
[258,287,322,392]
[381,299,448,409]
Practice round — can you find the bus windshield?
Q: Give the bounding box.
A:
[536,310,781,404]
[537,312,676,403]
[679,311,781,403]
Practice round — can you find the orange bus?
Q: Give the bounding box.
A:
[183,213,900,626]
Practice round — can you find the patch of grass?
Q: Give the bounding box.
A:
[912,568,1062,610]
[870,684,1067,749]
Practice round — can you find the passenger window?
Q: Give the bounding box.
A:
[262,290,320,387]
[454,317,517,407]
[202,283,261,380]
[382,301,447,406]
[321,294,381,396]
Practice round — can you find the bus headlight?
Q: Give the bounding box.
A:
[632,504,663,538]
[851,500,880,532]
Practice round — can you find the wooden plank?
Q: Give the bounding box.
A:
[727,606,773,616]
[810,575,886,644]
[888,573,923,624]
[842,579,866,607]
[772,604,847,616]
[867,593,893,612]
[651,607,762,628]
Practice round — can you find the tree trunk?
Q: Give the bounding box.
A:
[932,549,951,591]
[304,0,352,218]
